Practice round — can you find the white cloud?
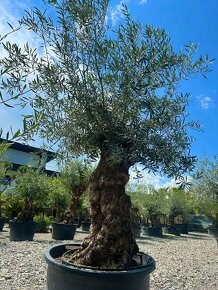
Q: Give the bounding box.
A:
[139,0,148,4]
[0,0,43,58]
[109,0,147,25]
[129,166,166,190]
[160,175,192,189]
[196,95,213,110]
[129,164,192,191]
[109,0,130,25]
[0,1,42,138]
[161,178,178,189]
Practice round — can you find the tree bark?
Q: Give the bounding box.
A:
[69,153,138,269]
[17,199,34,222]
[63,187,84,224]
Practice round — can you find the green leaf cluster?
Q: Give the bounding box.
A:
[0,0,213,178]
[59,160,92,193]
[190,156,218,219]
[128,185,193,224]
[10,167,50,209]
[47,177,71,220]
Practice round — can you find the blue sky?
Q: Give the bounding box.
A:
[0,0,217,187]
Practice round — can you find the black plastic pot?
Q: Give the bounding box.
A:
[208,227,218,243]
[163,226,181,236]
[0,217,5,231]
[81,221,91,232]
[44,243,156,290]
[175,223,189,234]
[52,223,77,240]
[142,226,163,237]
[134,224,141,238]
[9,220,37,241]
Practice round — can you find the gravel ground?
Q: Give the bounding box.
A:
[0,224,217,290]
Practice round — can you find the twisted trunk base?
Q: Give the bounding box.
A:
[16,200,34,222]
[63,188,84,224]
[69,155,138,269]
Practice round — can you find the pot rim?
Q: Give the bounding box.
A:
[44,243,156,277]
[51,222,77,226]
[9,220,37,224]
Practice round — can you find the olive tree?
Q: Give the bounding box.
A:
[167,187,192,226]
[10,167,50,221]
[0,143,12,217]
[0,0,212,268]
[48,177,71,221]
[128,186,170,227]
[59,161,91,224]
[191,156,218,226]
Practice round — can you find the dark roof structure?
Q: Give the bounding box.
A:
[0,138,56,163]
[0,138,57,176]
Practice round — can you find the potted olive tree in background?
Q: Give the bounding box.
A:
[0,0,212,289]
[34,213,53,233]
[9,167,50,241]
[0,142,13,230]
[0,146,7,231]
[191,156,218,242]
[127,185,146,238]
[128,186,168,237]
[60,161,91,232]
[163,187,192,236]
[143,188,170,237]
[48,177,72,239]
[49,161,91,239]
[80,196,91,232]
[2,196,24,222]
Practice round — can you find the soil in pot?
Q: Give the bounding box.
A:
[52,222,77,240]
[9,220,37,241]
[44,243,156,290]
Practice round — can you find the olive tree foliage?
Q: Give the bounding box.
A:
[10,167,50,221]
[167,187,192,224]
[59,161,91,193]
[0,0,214,268]
[48,177,71,221]
[0,143,13,217]
[128,185,170,226]
[191,156,218,219]
[0,144,8,182]
[0,0,212,177]
[59,160,92,223]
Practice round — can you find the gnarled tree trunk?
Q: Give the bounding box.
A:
[17,199,34,222]
[63,187,84,224]
[69,153,138,269]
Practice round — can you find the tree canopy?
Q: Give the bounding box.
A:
[0,0,212,177]
[191,156,218,219]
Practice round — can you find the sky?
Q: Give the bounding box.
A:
[0,0,217,188]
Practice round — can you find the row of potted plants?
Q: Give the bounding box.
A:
[1,163,217,239]
[0,160,92,241]
[129,185,218,238]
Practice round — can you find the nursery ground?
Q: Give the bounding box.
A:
[0,225,217,290]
